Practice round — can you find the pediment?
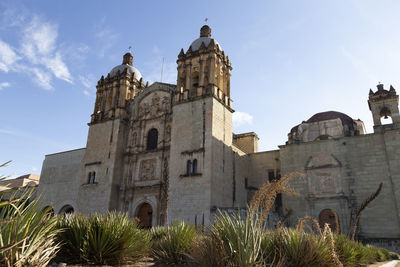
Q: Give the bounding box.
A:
[305,153,341,170]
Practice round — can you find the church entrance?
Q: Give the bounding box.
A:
[319,209,340,233]
[136,203,153,228]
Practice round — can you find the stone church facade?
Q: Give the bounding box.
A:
[38,25,400,249]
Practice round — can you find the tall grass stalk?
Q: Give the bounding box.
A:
[249,172,303,222]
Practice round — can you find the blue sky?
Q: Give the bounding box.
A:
[1,0,400,177]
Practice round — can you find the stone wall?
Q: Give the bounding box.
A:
[38,148,85,213]
[280,129,400,239]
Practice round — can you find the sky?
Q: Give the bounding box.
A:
[1,0,400,177]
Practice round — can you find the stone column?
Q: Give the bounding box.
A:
[199,58,205,87]
[185,63,191,90]
[209,55,216,85]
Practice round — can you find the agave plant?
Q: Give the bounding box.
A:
[0,188,60,267]
[211,210,264,267]
[152,220,197,265]
[56,212,151,265]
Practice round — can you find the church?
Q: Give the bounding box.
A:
[38,25,400,251]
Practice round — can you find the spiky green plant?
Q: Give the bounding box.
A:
[0,189,60,267]
[261,228,336,267]
[150,225,168,242]
[152,220,197,265]
[211,210,264,267]
[56,212,151,265]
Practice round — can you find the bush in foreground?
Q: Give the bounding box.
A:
[151,221,197,265]
[56,212,151,265]
[0,189,60,267]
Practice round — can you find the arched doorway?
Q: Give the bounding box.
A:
[136,203,153,228]
[319,209,340,233]
[59,205,74,215]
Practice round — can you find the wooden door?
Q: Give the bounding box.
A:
[319,208,340,233]
[137,203,153,228]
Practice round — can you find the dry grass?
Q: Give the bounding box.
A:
[249,172,304,222]
[296,216,322,235]
[322,223,343,267]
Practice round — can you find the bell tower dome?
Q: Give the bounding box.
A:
[175,25,232,109]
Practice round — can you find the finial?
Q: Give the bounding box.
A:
[200,24,211,37]
[128,46,132,53]
[123,51,133,66]
[204,18,208,24]
[377,83,384,91]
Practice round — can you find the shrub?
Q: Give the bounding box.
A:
[150,225,168,242]
[261,228,335,267]
[0,189,60,267]
[56,212,151,265]
[152,220,197,265]
[211,210,263,266]
[190,233,230,267]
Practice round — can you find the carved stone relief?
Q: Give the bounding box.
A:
[139,159,156,181]
[138,92,171,119]
[306,153,342,197]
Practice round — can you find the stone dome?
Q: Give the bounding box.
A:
[109,65,142,80]
[188,25,222,52]
[109,52,143,80]
[306,111,354,126]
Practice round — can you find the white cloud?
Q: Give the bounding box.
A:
[21,16,72,84]
[32,68,52,90]
[0,10,73,90]
[0,40,19,72]
[83,90,90,96]
[22,16,58,59]
[44,52,72,83]
[79,74,95,89]
[0,82,10,90]
[233,111,253,127]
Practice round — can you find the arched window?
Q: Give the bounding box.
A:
[380,107,393,125]
[146,128,158,150]
[192,72,199,88]
[192,159,198,174]
[186,160,192,176]
[88,172,96,184]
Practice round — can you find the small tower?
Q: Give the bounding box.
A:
[368,83,400,129]
[175,25,232,108]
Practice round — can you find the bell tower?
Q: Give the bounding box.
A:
[175,25,232,108]
[368,83,400,130]
[78,52,145,214]
[169,25,235,225]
